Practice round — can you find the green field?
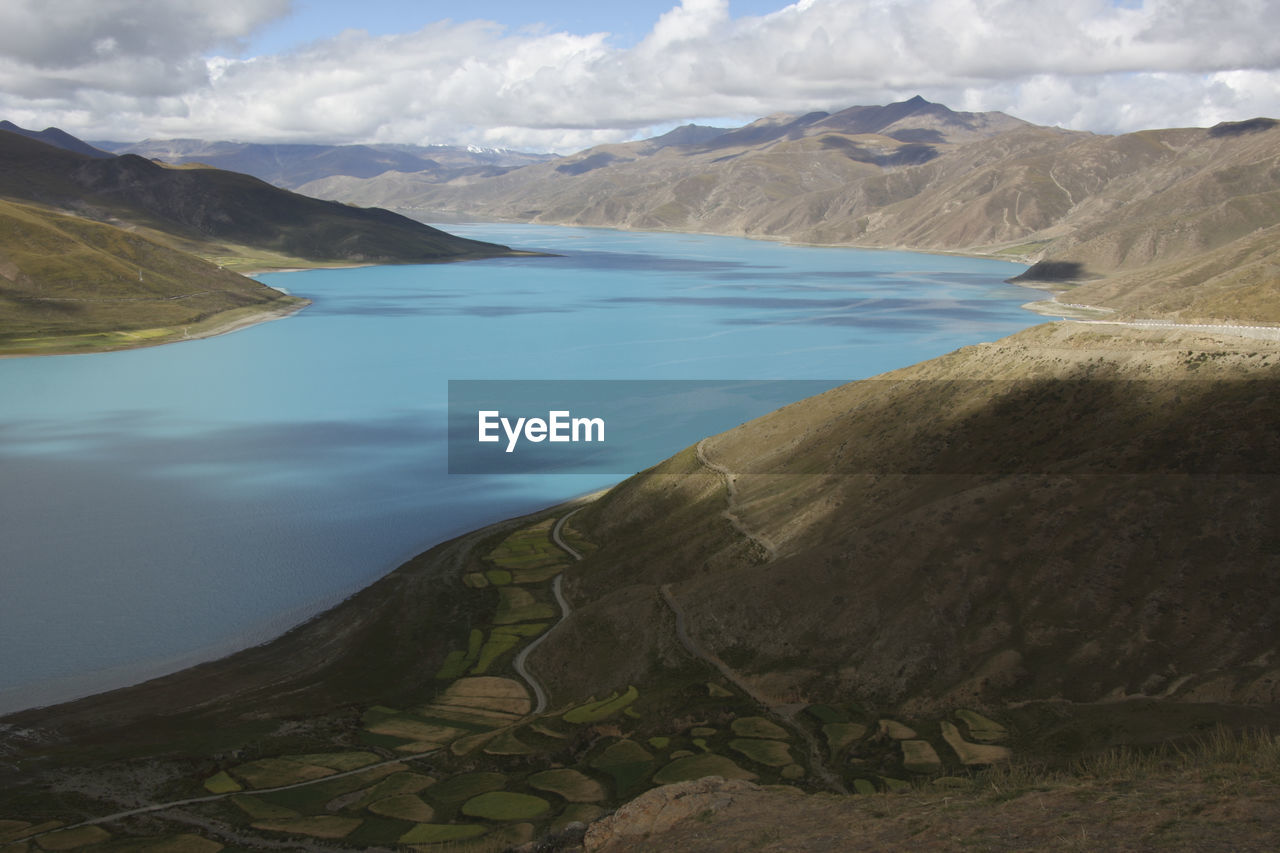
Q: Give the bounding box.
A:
[461,792,551,820]
[526,769,607,803]
[652,754,757,785]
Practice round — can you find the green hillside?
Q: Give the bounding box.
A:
[0,129,513,266]
[0,127,523,353]
[0,198,303,355]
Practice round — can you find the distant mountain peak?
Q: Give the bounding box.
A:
[0,121,113,159]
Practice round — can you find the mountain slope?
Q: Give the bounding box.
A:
[0,197,303,354]
[95,138,554,189]
[304,99,1280,323]
[0,120,112,158]
[0,129,515,266]
[539,323,1280,718]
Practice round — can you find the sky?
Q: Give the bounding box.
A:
[0,0,1277,153]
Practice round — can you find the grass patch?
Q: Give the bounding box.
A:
[251,816,362,839]
[202,770,242,794]
[558,519,597,557]
[425,772,507,806]
[461,792,550,821]
[492,623,549,638]
[451,730,502,757]
[526,769,607,803]
[361,706,401,726]
[652,754,757,785]
[348,772,436,810]
[494,587,556,625]
[591,739,656,797]
[343,816,417,847]
[485,569,513,585]
[33,825,111,850]
[230,794,300,820]
[257,764,408,810]
[486,519,566,572]
[532,722,568,740]
[230,758,335,789]
[462,573,490,589]
[366,717,467,745]
[471,632,522,675]
[368,794,436,822]
[955,709,1008,743]
[853,779,877,795]
[423,676,530,725]
[483,728,537,756]
[563,686,639,724]
[648,737,671,750]
[878,719,917,740]
[823,722,867,755]
[731,717,790,740]
[399,823,487,844]
[0,821,32,844]
[729,738,794,767]
[940,721,1012,766]
[901,740,943,773]
[288,751,379,771]
[435,629,485,680]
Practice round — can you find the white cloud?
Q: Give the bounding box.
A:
[0,0,290,97]
[1,0,1278,150]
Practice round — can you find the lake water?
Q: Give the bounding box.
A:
[0,224,1037,714]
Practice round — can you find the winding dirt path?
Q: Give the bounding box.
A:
[659,583,846,794]
[511,506,585,714]
[10,507,594,845]
[696,438,777,560]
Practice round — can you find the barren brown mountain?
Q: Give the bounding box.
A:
[301,99,1280,322]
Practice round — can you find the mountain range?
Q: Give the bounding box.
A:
[2,99,1279,850]
[297,97,1280,323]
[0,125,519,353]
[93,138,555,190]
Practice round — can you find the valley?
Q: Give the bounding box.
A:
[2,96,1279,851]
[2,319,1277,851]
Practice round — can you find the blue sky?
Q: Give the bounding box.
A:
[1,0,1277,151]
[242,0,795,56]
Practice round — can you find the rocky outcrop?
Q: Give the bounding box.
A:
[583,777,761,852]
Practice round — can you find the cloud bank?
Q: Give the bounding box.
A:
[2,0,1278,151]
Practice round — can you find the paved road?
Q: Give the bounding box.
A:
[1070,317,1280,341]
[511,506,586,714]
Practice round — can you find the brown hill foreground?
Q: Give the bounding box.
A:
[2,322,1278,851]
[304,99,1280,323]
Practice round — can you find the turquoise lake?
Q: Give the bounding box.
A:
[0,224,1039,713]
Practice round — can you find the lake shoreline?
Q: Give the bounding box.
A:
[0,225,1044,714]
[0,297,310,359]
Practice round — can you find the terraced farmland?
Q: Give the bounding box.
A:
[0,510,1016,851]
